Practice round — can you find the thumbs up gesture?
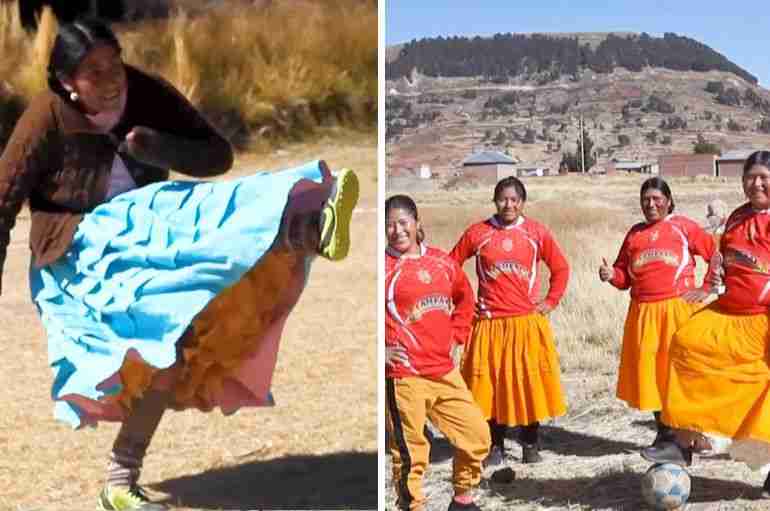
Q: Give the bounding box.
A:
[599,257,613,282]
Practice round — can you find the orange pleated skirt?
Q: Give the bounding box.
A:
[461,313,566,426]
[663,304,770,443]
[616,297,699,411]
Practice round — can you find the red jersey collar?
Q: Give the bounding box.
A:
[386,243,427,259]
[489,215,524,230]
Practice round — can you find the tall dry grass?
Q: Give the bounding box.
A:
[0,0,376,151]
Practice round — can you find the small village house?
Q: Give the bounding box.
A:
[658,154,716,177]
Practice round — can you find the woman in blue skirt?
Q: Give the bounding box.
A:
[0,19,359,511]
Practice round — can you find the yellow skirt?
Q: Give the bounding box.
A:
[616,297,699,411]
[663,304,770,443]
[461,313,566,426]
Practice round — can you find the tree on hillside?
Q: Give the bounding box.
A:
[705,81,724,94]
[693,134,720,155]
[561,128,597,172]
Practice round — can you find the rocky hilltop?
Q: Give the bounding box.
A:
[386,32,770,177]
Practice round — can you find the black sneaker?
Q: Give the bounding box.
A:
[98,485,168,511]
[521,443,543,464]
[640,441,693,467]
[650,423,674,447]
[447,499,482,511]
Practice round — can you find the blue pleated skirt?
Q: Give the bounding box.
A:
[30,160,331,428]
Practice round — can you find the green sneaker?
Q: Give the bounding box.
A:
[98,485,168,511]
[319,168,359,261]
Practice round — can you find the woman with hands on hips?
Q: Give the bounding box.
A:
[450,176,570,468]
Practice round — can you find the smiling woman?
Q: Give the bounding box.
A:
[642,151,770,497]
[0,16,360,511]
[450,176,570,467]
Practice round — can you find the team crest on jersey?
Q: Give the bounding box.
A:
[502,238,514,252]
[407,294,452,322]
[632,248,679,270]
[487,260,530,280]
[650,230,659,242]
[417,269,432,284]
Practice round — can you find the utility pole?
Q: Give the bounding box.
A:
[579,114,586,173]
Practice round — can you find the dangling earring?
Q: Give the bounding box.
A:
[70,91,79,102]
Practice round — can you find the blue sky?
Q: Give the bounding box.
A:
[386,1,770,86]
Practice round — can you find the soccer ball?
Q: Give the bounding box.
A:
[641,463,691,510]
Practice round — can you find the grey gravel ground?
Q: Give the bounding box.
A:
[385,376,770,511]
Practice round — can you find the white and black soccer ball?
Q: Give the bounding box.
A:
[641,463,691,510]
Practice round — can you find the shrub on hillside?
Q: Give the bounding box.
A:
[705,81,724,94]
[660,116,687,130]
[693,134,720,155]
[645,95,675,114]
[727,118,746,132]
[717,87,742,107]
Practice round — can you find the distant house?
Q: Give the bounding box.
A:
[461,151,517,184]
[716,149,767,177]
[515,166,550,177]
[612,160,659,174]
[658,154,716,177]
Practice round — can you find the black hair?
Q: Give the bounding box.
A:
[493,176,527,202]
[47,18,122,102]
[640,176,675,214]
[385,194,424,243]
[744,151,770,174]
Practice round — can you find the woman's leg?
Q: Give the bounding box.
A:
[427,369,491,510]
[386,377,431,511]
[101,389,169,510]
[483,420,506,467]
[282,167,358,260]
[518,422,542,463]
[652,411,673,446]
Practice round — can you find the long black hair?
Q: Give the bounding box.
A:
[744,151,770,174]
[47,18,122,102]
[385,194,425,243]
[640,176,675,214]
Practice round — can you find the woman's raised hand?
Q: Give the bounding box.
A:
[599,257,613,282]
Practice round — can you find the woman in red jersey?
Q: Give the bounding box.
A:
[642,151,770,498]
[599,177,718,447]
[450,176,569,466]
[385,195,491,511]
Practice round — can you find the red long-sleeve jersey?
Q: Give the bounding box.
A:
[609,214,718,302]
[385,245,475,378]
[716,204,770,314]
[450,216,570,318]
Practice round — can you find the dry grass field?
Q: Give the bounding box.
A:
[0,0,376,149]
[385,173,770,510]
[0,132,377,510]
